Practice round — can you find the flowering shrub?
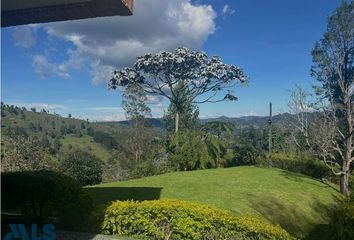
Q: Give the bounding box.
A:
[101,199,294,240]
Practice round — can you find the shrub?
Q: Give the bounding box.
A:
[232,146,265,166]
[256,153,331,179]
[59,149,103,186]
[168,131,213,170]
[129,156,171,179]
[102,199,294,240]
[168,131,227,170]
[1,170,93,230]
[327,201,354,240]
[91,130,118,149]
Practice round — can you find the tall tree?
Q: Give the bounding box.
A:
[311,1,353,196]
[109,47,248,132]
[122,82,152,163]
[122,82,151,126]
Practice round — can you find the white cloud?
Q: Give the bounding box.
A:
[150,105,164,118]
[12,25,36,48]
[101,114,126,122]
[221,4,235,19]
[146,95,165,108]
[90,62,114,86]
[200,110,259,119]
[90,107,124,112]
[32,54,70,79]
[243,110,258,116]
[9,102,65,112]
[34,0,216,83]
[86,106,126,121]
[95,103,165,121]
[200,112,224,119]
[32,55,52,78]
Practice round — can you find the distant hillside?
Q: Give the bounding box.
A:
[102,118,165,128]
[201,113,296,127]
[1,103,164,182]
[0,103,129,162]
[1,103,314,132]
[102,112,299,129]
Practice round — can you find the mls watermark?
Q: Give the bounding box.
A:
[3,224,56,240]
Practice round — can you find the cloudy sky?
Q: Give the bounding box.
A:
[1,0,341,121]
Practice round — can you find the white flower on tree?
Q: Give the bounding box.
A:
[109,47,248,132]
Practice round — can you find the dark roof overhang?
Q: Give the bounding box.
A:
[1,0,133,27]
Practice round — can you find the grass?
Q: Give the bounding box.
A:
[86,166,342,239]
[61,135,112,161]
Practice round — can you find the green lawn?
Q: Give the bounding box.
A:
[61,135,112,161]
[86,166,342,239]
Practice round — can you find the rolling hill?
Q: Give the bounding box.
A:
[1,104,130,163]
[1,103,295,165]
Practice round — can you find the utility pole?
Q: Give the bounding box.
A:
[268,102,272,167]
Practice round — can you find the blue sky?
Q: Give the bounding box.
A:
[1,0,342,121]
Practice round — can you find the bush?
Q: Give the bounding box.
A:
[327,201,354,240]
[256,153,331,179]
[1,170,93,230]
[168,131,212,170]
[168,131,227,170]
[91,130,118,149]
[129,156,171,179]
[232,146,265,166]
[59,149,103,186]
[102,199,294,240]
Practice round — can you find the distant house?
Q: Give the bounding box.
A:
[1,0,133,27]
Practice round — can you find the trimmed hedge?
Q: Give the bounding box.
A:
[102,199,294,240]
[256,153,331,180]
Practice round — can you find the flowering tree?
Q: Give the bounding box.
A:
[109,47,248,132]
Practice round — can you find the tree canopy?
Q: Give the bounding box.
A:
[109,47,248,131]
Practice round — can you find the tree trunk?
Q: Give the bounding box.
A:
[340,89,352,197]
[134,118,140,163]
[175,112,179,133]
[340,169,350,196]
[135,149,139,163]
